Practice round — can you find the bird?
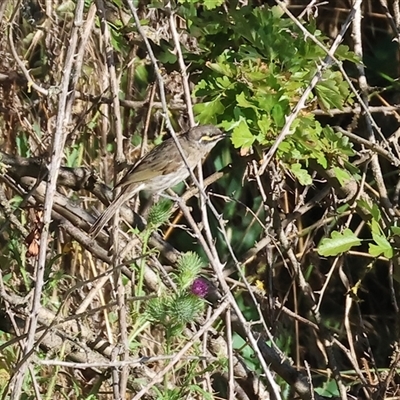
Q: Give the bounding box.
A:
[89,125,225,238]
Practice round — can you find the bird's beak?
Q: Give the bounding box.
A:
[217,131,230,141]
[217,131,229,141]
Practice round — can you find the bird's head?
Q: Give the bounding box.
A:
[187,125,226,150]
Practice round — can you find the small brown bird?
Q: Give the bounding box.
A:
[89,125,225,238]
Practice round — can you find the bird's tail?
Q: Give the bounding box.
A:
[89,188,132,239]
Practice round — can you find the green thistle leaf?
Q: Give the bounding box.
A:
[169,294,204,324]
[147,199,172,229]
[176,252,205,289]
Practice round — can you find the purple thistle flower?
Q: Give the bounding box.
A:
[191,278,209,298]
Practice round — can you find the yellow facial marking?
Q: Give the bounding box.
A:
[201,134,221,142]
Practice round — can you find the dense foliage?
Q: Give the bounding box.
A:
[1,0,400,399]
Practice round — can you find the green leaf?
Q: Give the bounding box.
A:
[158,41,178,64]
[65,143,84,168]
[271,103,285,127]
[16,132,30,157]
[135,63,149,86]
[219,118,241,132]
[257,115,272,138]
[216,76,232,89]
[236,92,258,109]
[370,203,381,222]
[333,167,350,186]
[318,229,361,256]
[315,152,328,169]
[315,80,343,110]
[357,200,381,222]
[290,163,312,186]
[270,5,284,18]
[232,120,255,149]
[193,98,225,123]
[315,71,350,111]
[335,45,361,64]
[369,233,393,258]
[206,59,234,77]
[369,219,381,235]
[203,0,224,10]
[257,94,278,112]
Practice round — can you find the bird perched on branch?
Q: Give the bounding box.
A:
[89,125,226,238]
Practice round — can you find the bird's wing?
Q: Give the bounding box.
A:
[116,153,183,188]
